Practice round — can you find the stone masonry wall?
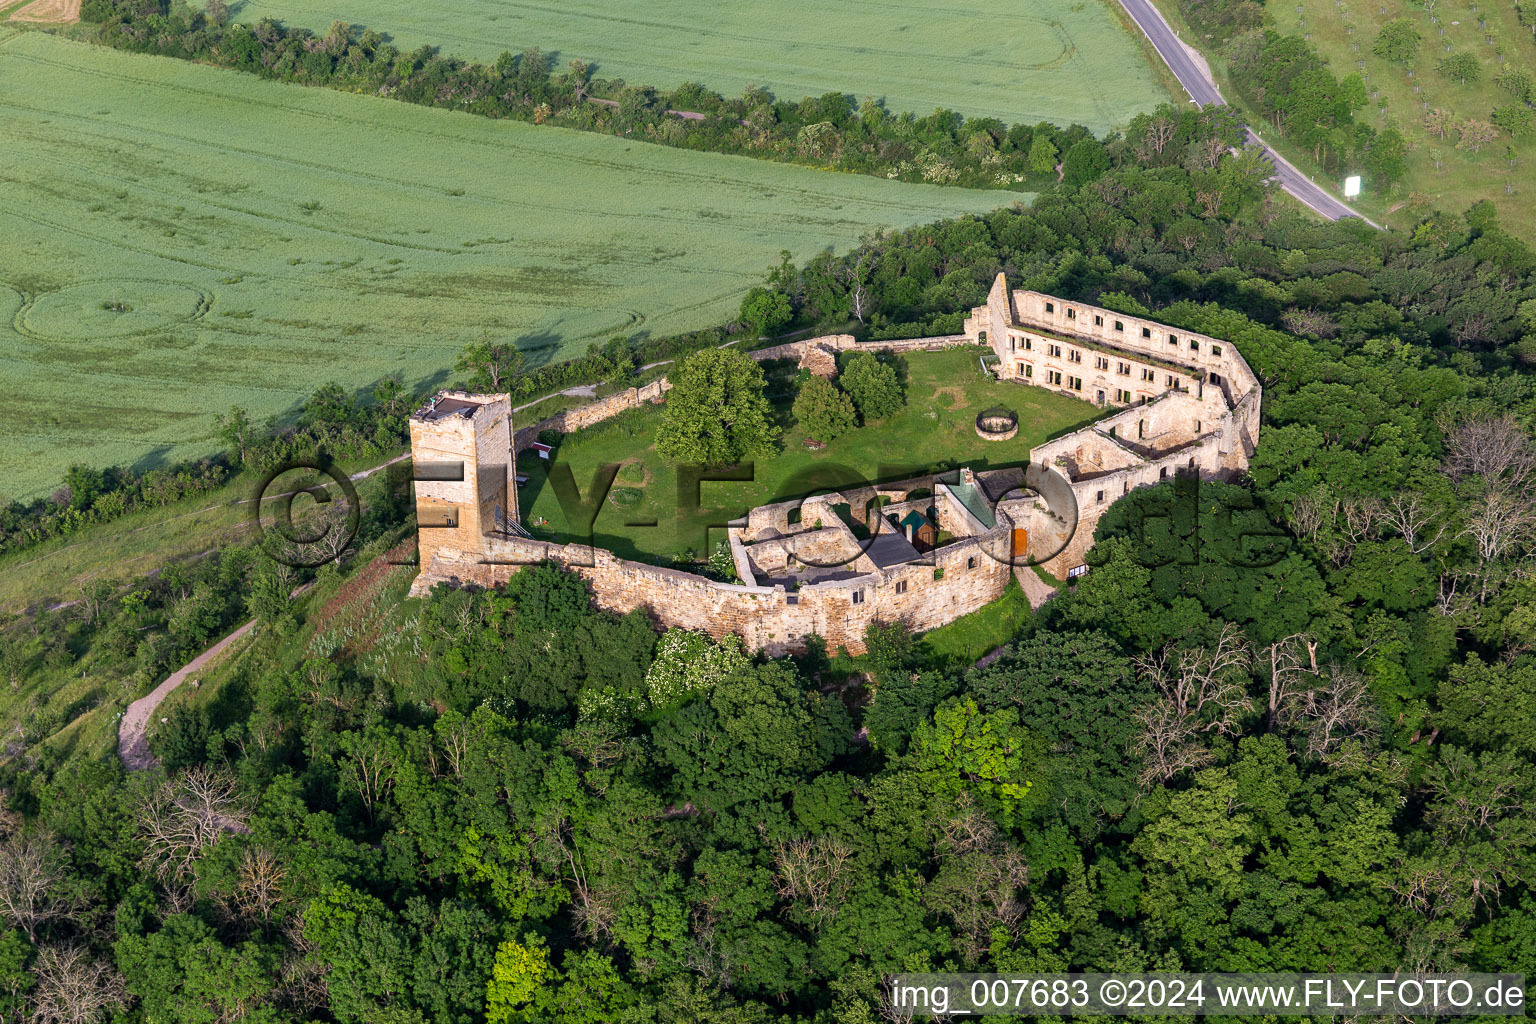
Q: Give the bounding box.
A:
[413,528,1012,656]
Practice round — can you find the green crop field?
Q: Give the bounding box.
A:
[1265,0,1536,235]
[0,32,1019,500]
[233,0,1169,129]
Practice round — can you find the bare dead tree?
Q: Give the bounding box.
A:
[844,236,884,326]
[1300,667,1378,758]
[876,979,922,1024]
[1281,308,1340,339]
[1263,633,1319,731]
[1341,496,1384,547]
[29,944,125,1024]
[1130,699,1217,787]
[1286,491,1325,540]
[234,846,289,926]
[1460,490,1536,603]
[1381,492,1446,554]
[1130,625,1253,785]
[1134,624,1253,732]
[1134,113,1179,162]
[1443,413,1536,492]
[313,499,356,566]
[136,767,247,906]
[0,828,84,942]
[772,834,855,924]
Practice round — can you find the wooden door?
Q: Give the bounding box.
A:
[1012,528,1028,559]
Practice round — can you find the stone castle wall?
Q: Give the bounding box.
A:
[513,378,672,452]
[966,275,1261,576]
[414,529,1012,656]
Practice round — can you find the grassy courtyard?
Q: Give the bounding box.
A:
[517,347,1099,562]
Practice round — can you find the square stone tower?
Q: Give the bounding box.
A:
[408,391,516,577]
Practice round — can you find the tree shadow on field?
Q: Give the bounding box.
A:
[128,445,177,479]
[512,328,565,372]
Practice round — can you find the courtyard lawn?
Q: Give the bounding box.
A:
[231,0,1169,130]
[0,32,1016,500]
[518,347,1100,561]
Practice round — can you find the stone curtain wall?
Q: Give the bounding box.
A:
[512,378,673,452]
[411,529,1012,656]
[409,335,1025,653]
[962,274,1263,577]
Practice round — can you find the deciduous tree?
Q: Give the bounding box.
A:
[656,348,779,466]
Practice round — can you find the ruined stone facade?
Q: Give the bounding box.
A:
[406,293,1258,654]
[964,273,1261,574]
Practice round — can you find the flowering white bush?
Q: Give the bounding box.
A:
[579,629,749,722]
[644,629,749,713]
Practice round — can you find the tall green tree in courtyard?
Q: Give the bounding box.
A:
[791,377,857,442]
[839,352,904,422]
[656,348,779,465]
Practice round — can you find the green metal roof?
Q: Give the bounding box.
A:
[946,482,995,530]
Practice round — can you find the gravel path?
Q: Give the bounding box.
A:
[117,619,257,771]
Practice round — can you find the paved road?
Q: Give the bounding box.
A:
[1116,0,1380,227]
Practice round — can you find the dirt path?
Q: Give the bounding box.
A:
[8,0,79,21]
[117,619,256,771]
[1014,566,1059,610]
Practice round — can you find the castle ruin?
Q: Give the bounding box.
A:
[405,281,1259,654]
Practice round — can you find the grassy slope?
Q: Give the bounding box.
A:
[519,347,1101,560]
[0,32,1020,500]
[919,575,1032,665]
[0,448,407,614]
[1267,0,1535,234]
[232,0,1169,129]
[1149,0,1536,235]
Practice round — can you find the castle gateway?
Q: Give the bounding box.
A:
[405,279,1259,654]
